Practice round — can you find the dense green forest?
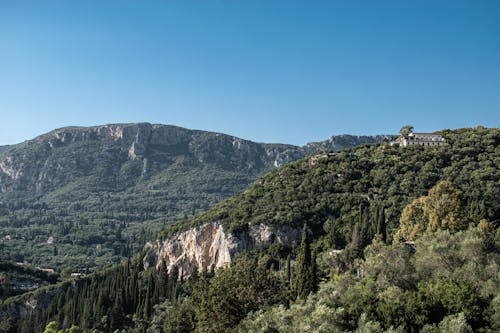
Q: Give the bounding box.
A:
[0,261,59,300]
[165,126,498,238]
[0,126,498,332]
[0,123,383,273]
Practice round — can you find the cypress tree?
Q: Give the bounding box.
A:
[285,254,291,286]
[192,267,211,332]
[377,206,387,243]
[169,266,179,302]
[350,222,363,259]
[295,224,314,300]
[311,249,318,293]
[110,292,124,330]
[143,275,152,319]
[159,268,169,302]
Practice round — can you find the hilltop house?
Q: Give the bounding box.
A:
[392,132,445,147]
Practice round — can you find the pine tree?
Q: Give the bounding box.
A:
[295,224,314,300]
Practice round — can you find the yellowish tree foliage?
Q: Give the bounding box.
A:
[425,180,466,232]
[396,197,427,241]
[397,180,467,241]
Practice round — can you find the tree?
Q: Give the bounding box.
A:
[311,249,318,293]
[425,180,466,232]
[43,321,59,333]
[396,180,467,241]
[399,125,414,136]
[285,254,291,286]
[397,197,427,241]
[295,224,315,300]
[192,255,288,332]
[376,206,387,243]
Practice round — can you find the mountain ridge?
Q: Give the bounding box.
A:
[0,122,388,271]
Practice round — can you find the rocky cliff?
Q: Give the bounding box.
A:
[143,222,302,276]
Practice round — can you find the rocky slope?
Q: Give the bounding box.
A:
[143,222,302,276]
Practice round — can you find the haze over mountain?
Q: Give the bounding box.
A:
[0,122,388,271]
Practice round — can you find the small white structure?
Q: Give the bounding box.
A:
[392,132,445,147]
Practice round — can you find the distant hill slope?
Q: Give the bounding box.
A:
[0,123,386,271]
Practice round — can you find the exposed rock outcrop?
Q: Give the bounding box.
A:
[143,222,302,276]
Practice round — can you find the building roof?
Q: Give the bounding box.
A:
[410,132,442,136]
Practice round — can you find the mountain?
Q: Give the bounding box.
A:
[0,123,387,272]
[2,126,497,333]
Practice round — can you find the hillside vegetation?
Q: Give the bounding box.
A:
[0,261,58,301]
[166,127,498,240]
[2,126,497,333]
[0,123,384,272]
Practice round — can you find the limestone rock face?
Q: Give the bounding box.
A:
[143,222,301,276]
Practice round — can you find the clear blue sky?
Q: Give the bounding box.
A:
[1,1,499,146]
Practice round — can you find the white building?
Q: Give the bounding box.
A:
[392,132,446,147]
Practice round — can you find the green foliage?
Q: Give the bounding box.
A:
[161,300,196,333]
[0,261,59,300]
[42,321,82,333]
[164,127,499,249]
[192,254,290,332]
[399,125,414,136]
[0,125,381,273]
[5,254,186,333]
[295,224,316,300]
[237,225,498,332]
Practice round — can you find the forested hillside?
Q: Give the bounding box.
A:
[0,261,58,300]
[166,126,498,238]
[0,123,385,272]
[1,126,497,333]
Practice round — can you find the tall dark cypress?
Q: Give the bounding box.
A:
[311,249,318,293]
[157,260,168,301]
[350,222,363,258]
[143,275,152,319]
[377,206,387,243]
[285,254,291,286]
[169,266,179,302]
[295,224,314,300]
